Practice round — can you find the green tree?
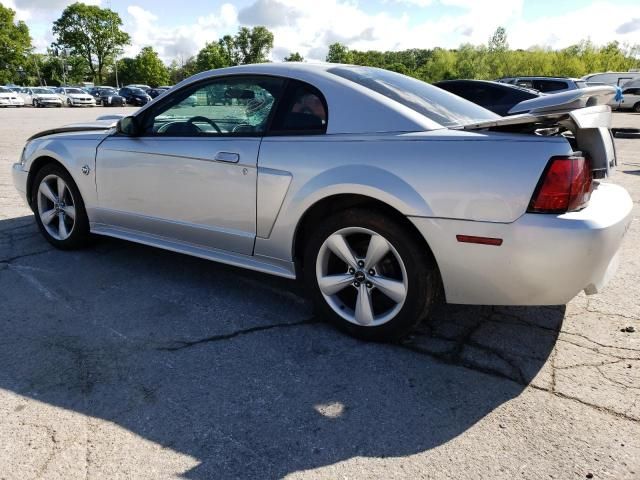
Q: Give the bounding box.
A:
[132,46,169,86]
[488,26,508,52]
[195,41,232,71]
[283,52,304,62]
[0,4,33,84]
[52,2,130,84]
[232,26,274,64]
[326,42,352,63]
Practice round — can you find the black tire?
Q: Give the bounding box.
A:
[303,208,439,342]
[634,102,640,113]
[67,98,72,107]
[31,163,91,250]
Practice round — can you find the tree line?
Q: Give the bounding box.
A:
[1,2,638,88]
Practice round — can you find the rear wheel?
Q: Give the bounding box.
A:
[633,102,640,113]
[304,209,438,341]
[32,164,91,249]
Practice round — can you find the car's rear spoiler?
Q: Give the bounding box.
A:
[508,85,617,115]
[461,105,617,178]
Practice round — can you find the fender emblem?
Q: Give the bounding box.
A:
[81,165,91,175]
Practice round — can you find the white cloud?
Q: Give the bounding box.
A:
[123,3,238,61]
[7,0,640,65]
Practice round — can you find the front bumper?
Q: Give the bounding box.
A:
[69,98,96,106]
[410,182,633,305]
[0,99,24,106]
[37,98,62,106]
[12,163,29,206]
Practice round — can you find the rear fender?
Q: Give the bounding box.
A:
[254,165,432,262]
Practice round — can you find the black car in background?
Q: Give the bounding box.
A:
[118,87,152,106]
[147,86,171,98]
[434,79,541,116]
[90,87,126,106]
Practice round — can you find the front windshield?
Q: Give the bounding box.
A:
[66,88,84,94]
[129,88,146,95]
[32,88,50,94]
[0,87,10,93]
[328,66,499,127]
[100,88,117,94]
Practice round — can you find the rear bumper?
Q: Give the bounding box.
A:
[410,182,633,305]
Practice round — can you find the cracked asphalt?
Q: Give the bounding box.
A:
[0,107,638,479]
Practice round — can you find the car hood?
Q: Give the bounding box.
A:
[67,93,93,99]
[0,92,19,98]
[27,120,118,141]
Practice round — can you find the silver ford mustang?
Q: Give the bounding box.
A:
[11,63,633,340]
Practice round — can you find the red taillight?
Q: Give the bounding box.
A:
[528,155,592,213]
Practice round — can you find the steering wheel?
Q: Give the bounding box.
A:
[187,115,222,134]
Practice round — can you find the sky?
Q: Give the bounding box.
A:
[2,0,640,63]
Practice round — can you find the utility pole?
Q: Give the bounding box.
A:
[108,0,119,87]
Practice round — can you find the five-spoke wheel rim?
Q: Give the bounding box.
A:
[316,227,408,327]
[36,174,76,241]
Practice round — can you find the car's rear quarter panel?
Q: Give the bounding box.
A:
[255,130,575,263]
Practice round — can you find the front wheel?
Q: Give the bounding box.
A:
[32,164,91,249]
[633,102,640,113]
[304,209,439,341]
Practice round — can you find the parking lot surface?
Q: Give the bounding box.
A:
[0,107,639,479]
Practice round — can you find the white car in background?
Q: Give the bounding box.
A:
[19,87,63,108]
[54,87,96,107]
[0,86,25,107]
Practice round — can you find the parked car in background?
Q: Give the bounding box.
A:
[19,87,63,107]
[0,86,25,107]
[582,71,640,88]
[11,63,631,341]
[439,80,615,117]
[497,77,587,93]
[614,87,640,112]
[92,87,126,107]
[55,87,96,107]
[118,87,152,106]
[147,87,171,99]
[125,84,151,91]
[434,80,541,116]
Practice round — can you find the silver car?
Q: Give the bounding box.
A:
[11,63,632,340]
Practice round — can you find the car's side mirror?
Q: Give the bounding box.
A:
[116,116,140,136]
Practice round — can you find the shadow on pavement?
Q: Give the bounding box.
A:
[0,215,563,478]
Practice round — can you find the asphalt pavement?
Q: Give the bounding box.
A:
[0,106,638,479]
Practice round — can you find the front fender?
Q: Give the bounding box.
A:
[24,137,100,211]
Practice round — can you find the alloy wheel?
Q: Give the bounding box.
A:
[36,174,76,241]
[315,227,408,327]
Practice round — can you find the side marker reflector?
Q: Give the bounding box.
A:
[456,235,503,246]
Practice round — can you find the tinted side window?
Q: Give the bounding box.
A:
[269,80,327,134]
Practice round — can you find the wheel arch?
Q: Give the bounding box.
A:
[26,156,67,209]
[292,193,443,297]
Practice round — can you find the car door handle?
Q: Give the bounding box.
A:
[214,152,240,163]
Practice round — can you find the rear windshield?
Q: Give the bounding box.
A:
[328,66,499,127]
